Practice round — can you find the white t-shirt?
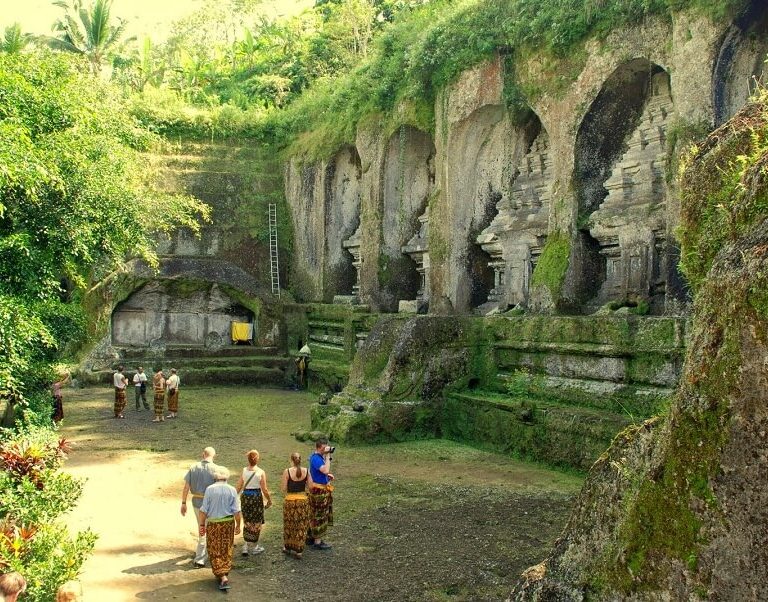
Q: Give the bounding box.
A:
[113,372,126,389]
[241,466,264,490]
[133,372,148,387]
[167,374,180,390]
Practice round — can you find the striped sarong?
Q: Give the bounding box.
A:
[113,388,126,417]
[206,517,235,578]
[240,491,264,543]
[167,389,179,413]
[308,484,333,540]
[153,390,165,418]
[283,493,311,553]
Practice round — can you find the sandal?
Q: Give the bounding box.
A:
[219,578,230,590]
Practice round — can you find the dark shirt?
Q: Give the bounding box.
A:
[287,468,308,493]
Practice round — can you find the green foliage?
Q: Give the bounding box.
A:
[678,93,768,292]
[1,23,34,54]
[0,426,96,601]
[47,0,135,76]
[251,0,745,159]
[0,50,210,415]
[505,368,543,399]
[531,230,570,300]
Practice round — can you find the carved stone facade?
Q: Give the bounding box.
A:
[400,207,430,311]
[587,72,674,311]
[340,223,362,302]
[112,282,252,348]
[476,130,553,311]
[283,8,763,316]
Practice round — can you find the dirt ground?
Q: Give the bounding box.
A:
[59,386,582,601]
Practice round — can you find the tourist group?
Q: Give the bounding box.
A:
[112,365,180,421]
[181,439,335,591]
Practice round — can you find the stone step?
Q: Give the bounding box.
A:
[86,365,286,387]
[443,391,632,471]
[495,373,671,418]
[118,346,279,360]
[116,356,290,370]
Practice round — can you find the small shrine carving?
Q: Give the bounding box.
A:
[587,72,674,311]
[475,129,553,312]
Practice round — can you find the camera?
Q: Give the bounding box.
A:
[324,445,336,454]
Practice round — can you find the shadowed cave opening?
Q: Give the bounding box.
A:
[572,59,668,309]
[713,0,768,126]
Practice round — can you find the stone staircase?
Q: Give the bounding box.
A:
[439,315,685,470]
[86,346,290,387]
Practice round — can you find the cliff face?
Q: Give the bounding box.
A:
[81,141,287,373]
[284,5,768,316]
[511,99,768,600]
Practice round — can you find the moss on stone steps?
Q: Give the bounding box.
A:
[443,392,630,471]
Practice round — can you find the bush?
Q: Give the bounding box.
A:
[0,426,96,602]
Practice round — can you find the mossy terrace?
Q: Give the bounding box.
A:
[302,311,686,472]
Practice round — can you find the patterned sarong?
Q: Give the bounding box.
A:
[52,395,64,423]
[114,388,126,417]
[308,485,333,540]
[283,494,311,553]
[167,389,179,413]
[206,518,235,577]
[240,491,264,543]
[153,390,165,418]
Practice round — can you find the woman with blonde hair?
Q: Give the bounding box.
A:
[235,449,272,555]
[280,451,312,559]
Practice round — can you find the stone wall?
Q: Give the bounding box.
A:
[511,94,768,602]
[284,3,768,316]
[81,140,286,371]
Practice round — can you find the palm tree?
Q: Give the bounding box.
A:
[1,23,33,54]
[47,0,133,76]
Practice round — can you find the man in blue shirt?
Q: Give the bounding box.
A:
[308,438,334,550]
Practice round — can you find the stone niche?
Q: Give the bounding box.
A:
[378,125,435,312]
[573,60,675,314]
[326,147,362,302]
[442,104,520,312]
[111,281,253,348]
[713,0,768,125]
[587,70,674,313]
[400,207,430,312]
[476,117,552,313]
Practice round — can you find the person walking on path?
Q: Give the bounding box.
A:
[181,447,218,567]
[198,465,242,591]
[113,366,128,419]
[152,368,166,423]
[235,449,272,556]
[295,344,311,390]
[133,366,149,411]
[166,368,180,418]
[281,452,312,559]
[51,371,69,424]
[308,438,334,550]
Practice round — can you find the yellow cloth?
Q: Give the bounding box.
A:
[231,322,253,343]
